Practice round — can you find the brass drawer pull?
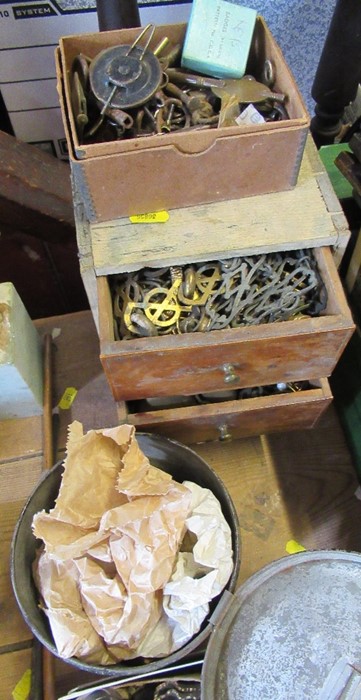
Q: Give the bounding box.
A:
[222,363,240,384]
[218,424,232,442]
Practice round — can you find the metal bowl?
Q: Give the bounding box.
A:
[11,432,240,677]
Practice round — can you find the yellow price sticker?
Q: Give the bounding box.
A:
[12,669,31,700]
[286,539,306,554]
[129,211,169,223]
[58,386,78,410]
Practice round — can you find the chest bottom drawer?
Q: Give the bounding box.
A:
[117,379,332,444]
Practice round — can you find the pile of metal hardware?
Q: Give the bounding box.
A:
[129,382,315,415]
[112,249,327,340]
[70,23,289,144]
[195,381,313,403]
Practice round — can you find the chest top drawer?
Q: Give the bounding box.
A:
[98,247,354,402]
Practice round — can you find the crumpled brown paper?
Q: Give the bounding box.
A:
[32,422,233,664]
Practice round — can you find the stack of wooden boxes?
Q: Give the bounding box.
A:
[56,19,355,444]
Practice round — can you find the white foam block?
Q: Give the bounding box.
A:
[0,282,43,419]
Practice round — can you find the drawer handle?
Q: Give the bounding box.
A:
[218,424,232,442]
[222,363,239,384]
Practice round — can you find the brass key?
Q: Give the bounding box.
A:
[178,264,221,305]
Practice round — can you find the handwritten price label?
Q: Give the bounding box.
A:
[129,211,169,223]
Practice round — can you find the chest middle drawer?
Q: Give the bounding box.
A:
[98,247,354,402]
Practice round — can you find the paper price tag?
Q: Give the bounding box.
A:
[58,387,77,410]
[12,669,31,700]
[129,211,169,223]
[286,539,306,554]
[236,103,266,126]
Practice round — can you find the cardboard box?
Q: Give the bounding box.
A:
[56,17,310,222]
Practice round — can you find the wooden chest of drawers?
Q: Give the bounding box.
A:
[75,137,354,443]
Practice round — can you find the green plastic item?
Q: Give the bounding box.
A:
[319,143,353,200]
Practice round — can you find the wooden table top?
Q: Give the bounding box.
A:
[2,309,361,697]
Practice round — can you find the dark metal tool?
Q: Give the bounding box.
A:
[89,24,163,111]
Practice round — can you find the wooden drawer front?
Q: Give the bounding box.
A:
[118,379,332,444]
[99,248,354,402]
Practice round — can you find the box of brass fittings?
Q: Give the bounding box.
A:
[56,17,310,222]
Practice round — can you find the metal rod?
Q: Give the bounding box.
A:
[42,333,56,700]
[29,334,55,699]
[96,0,141,31]
[43,333,54,470]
